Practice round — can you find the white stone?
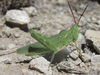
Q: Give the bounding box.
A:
[79,17,87,26]
[29,57,52,75]
[91,55,100,69]
[0,56,11,63]
[2,26,12,37]
[80,53,91,63]
[68,58,82,66]
[5,10,30,25]
[77,33,85,43]
[70,50,79,60]
[91,55,100,64]
[8,43,15,49]
[23,6,38,16]
[85,30,100,54]
[14,33,20,38]
[80,62,86,67]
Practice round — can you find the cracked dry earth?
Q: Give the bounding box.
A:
[0,0,100,75]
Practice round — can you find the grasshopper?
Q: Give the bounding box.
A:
[17,1,88,68]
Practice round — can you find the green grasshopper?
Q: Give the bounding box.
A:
[17,2,88,68]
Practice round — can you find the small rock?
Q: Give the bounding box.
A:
[29,57,52,75]
[80,53,91,63]
[23,6,38,16]
[68,58,82,66]
[85,30,100,54]
[53,0,67,5]
[22,69,34,75]
[8,43,15,49]
[91,17,97,23]
[2,26,12,37]
[91,55,100,65]
[79,17,87,26]
[97,20,100,25]
[28,21,41,29]
[80,62,86,68]
[91,55,100,70]
[77,33,85,44]
[70,50,79,60]
[0,56,11,64]
[14,33,20,38]
[73,58,82,65]
[0,43,6,50]
[5,10,30,25]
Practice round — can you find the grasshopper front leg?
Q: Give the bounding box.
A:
[72,42,82,56]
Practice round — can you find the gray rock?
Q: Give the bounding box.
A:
[8,43,15,49]
[57,61,88,74]
[77,33,85,44]
[14,33,20,38]
[52,0,67,5]
[80,62,86,68]
[91,55,100,72]
[0,43,6,50]
[2,26,12,37]
[91,55,100,65]
[29,57,52,75]
[97,20,100,25]
[28,21,41,29]
[80,53,91,63]
[70,50,79,60]
[22,69,43,75]
[23,6,38,16]
[0,56,11,63]
[68,58,82,66]
[5,10,30,25]
[78,17,87,26]
[85,30,100,54]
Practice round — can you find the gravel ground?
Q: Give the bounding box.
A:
[0,0,100,75]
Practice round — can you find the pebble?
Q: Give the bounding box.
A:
[70,50,79,60]
[77,33,85,44]
[91,55,100,65]
[5,10,30,25]
[14,33,20,38]
[2,26,12,37]
[80,53,91,63]
[28,21,41,29]
[0,43,6,50]
[29,57,52,75]
[8,43,15,49]
[68,58,82,66]
[79,17,87,26]
[0,56,11,64]
[23,6,38,16]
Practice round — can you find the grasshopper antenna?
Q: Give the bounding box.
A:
[67,1,88,25]
[77,5,88,25]
[67,1,77,24]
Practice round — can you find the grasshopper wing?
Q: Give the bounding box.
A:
[17,42,52,56]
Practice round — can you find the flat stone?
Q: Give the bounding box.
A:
[85,30,100,54]
[29,57,52,75]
